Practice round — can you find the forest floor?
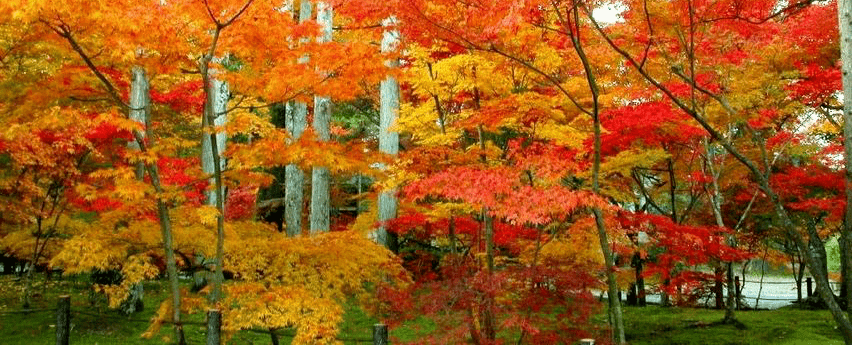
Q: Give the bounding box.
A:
[623,305,843,345]
[0,275,844,344]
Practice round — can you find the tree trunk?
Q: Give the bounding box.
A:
[59,31,187,344]
[284,109,305,237]
[202,73,229,304]
[310,1,332,234]
[130,70,185,344]
[773,197,852,343]
[634,252,645,306]
[807,219,830,297]
[841,232,850,307]
[482,209,496,341]
[839,0,852,312]
[591,91,625,344]
[121,65,186,344]
[703,139,738,322]
[794,246,805,302]
[285,0,312,237]
[375,16,400,249]
[147,163,186,344]
[129,66,149,180]
[564,4,625,341]
[22,239,38,308]
[201,79,228,207]
[270,329,279,345]
[121,66,149,314]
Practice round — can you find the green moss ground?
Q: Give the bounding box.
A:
[0,275,846,344]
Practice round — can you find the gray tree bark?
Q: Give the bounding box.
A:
[128,66,150,180]
[285,0,312,237]
[703,139,737,323]
[201,75,228,304]
[202,79,228,207]
[310,1,333,234]
[122,66,150,314]
[375,16,400,248]
[839,0,852,311]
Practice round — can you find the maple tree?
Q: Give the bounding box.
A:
[582,0,852,340]
[2,0,852,344]
[0,0,402,344]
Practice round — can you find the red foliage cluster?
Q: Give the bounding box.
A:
[225,185,257,221]
[617,211,751,304]
[771,165,845,221]
[157,157,207,206]
[787,63,842,106]
[600,101,705,156]
[150,80,206,114]
[380,255,604,345]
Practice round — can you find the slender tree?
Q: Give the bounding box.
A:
[376,16,400,249]
[123,65,150,314]
[310,1,333,234]
[839,0,852,311]
[128,66,150,180]
[285,0,312,237]
[202,78,229,207]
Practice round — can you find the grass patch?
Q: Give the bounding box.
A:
[0,276,384,345]
[0,275,846,344]
[622,305,843,345]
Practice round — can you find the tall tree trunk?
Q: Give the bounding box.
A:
[201,79,228,207]
[123,66,149,314]
[129,67,149,180]
[376,16,400,250]
[703,139,738,322]
[839,0,852,312]
[125,64,186,345]
[285,0,312,237]
[202,75,229,304]
[562,4,626,342]
[310,1,332,234]
[22,229,40,309]
[482,210,496,341]
[476,123,496,342]
[795,247,805,302]
[841,232,850,306]
[148,166,186,345]
[285,101,306,237]
[807,219,830,297]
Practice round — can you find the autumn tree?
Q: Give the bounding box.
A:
[583,0,852,340]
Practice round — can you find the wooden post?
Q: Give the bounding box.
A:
[373,323,388,345]
[807,277,813,297]
[56,295,70,345]
[580,338,595,345]
[206,309,221,345]
[734,276,741,310]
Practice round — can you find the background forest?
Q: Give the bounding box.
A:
[1,0,852,344]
